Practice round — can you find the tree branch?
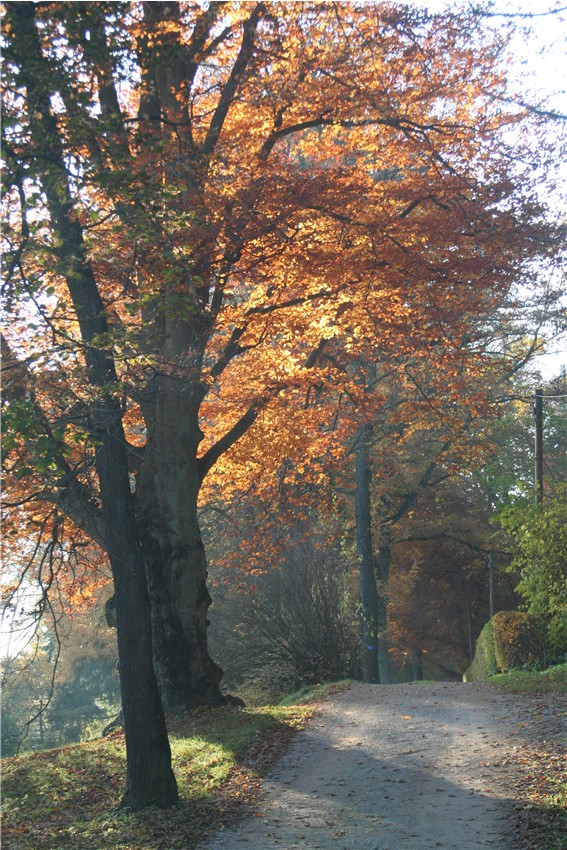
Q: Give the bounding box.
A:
[388,442,452,527]
[472,5,567,18]
[487,91,566,122]
[258,113,457,160]
[202,4,264,157]
[198,395,268,482]
[1,335,106,549]
[6,2,117,388]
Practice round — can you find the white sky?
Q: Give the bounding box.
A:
[420,1,567,377]
[489,1,567,377]
[408,1,567,113]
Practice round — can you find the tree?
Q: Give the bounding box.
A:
[386,475,519,678]
[2,1,565,806]
[350,361,496,683]
[498,489,567,654]
[495,381,567,656]
[1,631,121,756]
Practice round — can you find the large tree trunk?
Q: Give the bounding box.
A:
[137,322,224,710]
[141,517,224,710]
[129,0,260,710]
[355,424,380,683]
[5,1,179,809]
[97,406,178,809]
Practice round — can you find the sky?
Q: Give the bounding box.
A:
[401,1,567,377]
[487,1,567,377]
[401,1,567,116]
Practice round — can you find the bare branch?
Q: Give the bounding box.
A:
[472,5,567,19]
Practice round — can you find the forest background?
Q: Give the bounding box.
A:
[1,0,566,809]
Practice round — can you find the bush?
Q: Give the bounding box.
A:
[492,610,548,672]
[463,620,498,682]
[490,662,567,693]
[498,487,567,657]
[209,537,361,703]
[464,610,551,681]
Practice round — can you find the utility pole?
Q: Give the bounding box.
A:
[533,388,544,504]
[487,552,494,619]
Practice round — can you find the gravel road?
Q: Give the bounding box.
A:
[196,682,550,850]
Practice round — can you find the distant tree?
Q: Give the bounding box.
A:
[1,595,120,754]
[480,374,567,506]
[387,476,520,678]
[1,650,52,755]
[498,485,567,654]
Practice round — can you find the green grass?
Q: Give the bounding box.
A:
[278,679,353,706]
[538,784,567,850]
[489,662,567,693]
[1,704,313,850]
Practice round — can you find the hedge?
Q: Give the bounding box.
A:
[463,611,548,681]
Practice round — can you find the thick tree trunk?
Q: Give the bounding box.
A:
[5,1,178,809]
[138,327,224,710]
[130,0,259,711]
[355,424,380,684]
[96,406,178,809]
[141,521,223,710]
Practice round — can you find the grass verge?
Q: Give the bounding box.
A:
[1,703,314,850]
[278,679,353,706]
[489,662,567,694]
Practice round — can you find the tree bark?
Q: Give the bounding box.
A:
[355,424,380,684]
[96,403,178,809]
[376,533,392,684]
[137,326,224,709]
[411,648,424,681]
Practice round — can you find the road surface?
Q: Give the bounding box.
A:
[197,681,547,850]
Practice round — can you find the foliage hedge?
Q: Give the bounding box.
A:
[464,611,549,681]
[492,611,548,672]
[463,619,498,682]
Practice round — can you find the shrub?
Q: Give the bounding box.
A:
[464,610,551,681]
[491,610,548,672]
[463,620,498,681]
[208,536,361,703]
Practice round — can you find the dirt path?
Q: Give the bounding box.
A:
[197,682,563,850]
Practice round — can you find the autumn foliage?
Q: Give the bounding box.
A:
[2,0,565,807]
[2,3,561,570]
